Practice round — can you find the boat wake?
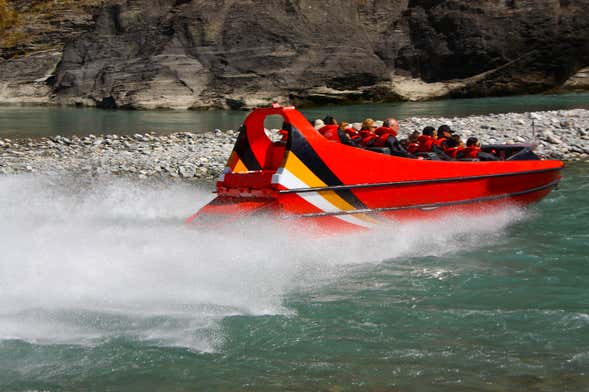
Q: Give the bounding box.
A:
[0,175,526,351]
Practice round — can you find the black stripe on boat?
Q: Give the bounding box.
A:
[290,126,366,209]
[279,167,562,194]
[283,179,560,219]
[234,125,262,171]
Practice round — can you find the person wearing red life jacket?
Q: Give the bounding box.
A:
[417,126,437,152]
[319,124,340,141]
[318,116,341,141]
[457,137,500,161]
[402,130,421,154]
[344,126,361,144]
[443,135,463,159]
[338,122,359,146]
[372,118,413,158]
[457,137,481,159]
[358,118,378,147]
[319,116,358,146]
[436,124,454,149]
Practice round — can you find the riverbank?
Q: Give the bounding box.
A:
[1,109,588,180]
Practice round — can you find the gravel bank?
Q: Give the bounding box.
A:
[1,109,588,181]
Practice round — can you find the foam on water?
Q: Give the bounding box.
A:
[0,175,525,351]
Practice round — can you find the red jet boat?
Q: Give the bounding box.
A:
[187,105,564,231]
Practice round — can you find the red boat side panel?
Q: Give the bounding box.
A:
[193,105,564,232]
[186,197,277,228]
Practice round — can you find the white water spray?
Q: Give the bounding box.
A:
[0,175,525,351]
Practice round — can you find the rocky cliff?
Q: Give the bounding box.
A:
[1,0,588,109]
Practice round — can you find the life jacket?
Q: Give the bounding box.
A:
[374,126,398,138]
[318,125,340,142]
[435,137,447,147]
[278,129,289,142]
[458,146,480,159]
[343,128,361,144]
[358,129,377,147]
[417,135,436,152]
[444,146,463,159]
[407,142,420,154]
[373,126,398,147]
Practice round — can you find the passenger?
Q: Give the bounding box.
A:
[417,126,437,152]
[451,134,464,148]
[456,137,498,160]
[443,136,463,159]
[436,125,454,149]
[374,118,400,140]
[318,116,340,142]
[338,121,359,146]
[313,119,325,131]
[400,130,421,154]
[277,121,291,143]
[358,118,378,147]
[457,137,480,159]
[373,118,413,158]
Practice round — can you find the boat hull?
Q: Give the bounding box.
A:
[188,106,564,231]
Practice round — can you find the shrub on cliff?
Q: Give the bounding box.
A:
[0,0,17,33]
[0,0,22,50]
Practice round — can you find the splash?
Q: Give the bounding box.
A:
[0,175,525,351]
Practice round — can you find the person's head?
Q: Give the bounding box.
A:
[314,119,325,129]
[338,121,349,130]
[422,126,436,137]
[451,134,463,146]
[466,137,480,147]
[445,137,458,148]
[383,118,400,133]
[361,118,376,131]
[408,130,420,142]
[437,125,453,138]
[323,116,337,125]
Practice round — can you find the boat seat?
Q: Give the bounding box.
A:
[415,152,445,160]
[365,147,391,155]
[455,158,479,162]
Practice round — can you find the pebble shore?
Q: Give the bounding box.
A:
[1,109,588,181]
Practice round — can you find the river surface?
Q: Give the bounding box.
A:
[1,92,588,138]
[0,163,587,391]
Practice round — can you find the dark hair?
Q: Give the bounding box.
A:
[438,125,452,135]
[323,116,336,125]
[466,137,479,147]
[422,126,435,136]
[445,137,458,148]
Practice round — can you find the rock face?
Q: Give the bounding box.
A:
[1,0,588,109]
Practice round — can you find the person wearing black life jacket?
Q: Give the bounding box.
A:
[373,118,413,158]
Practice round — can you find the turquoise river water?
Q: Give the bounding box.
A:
[0,162,588,391]
[1,92,588,137]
